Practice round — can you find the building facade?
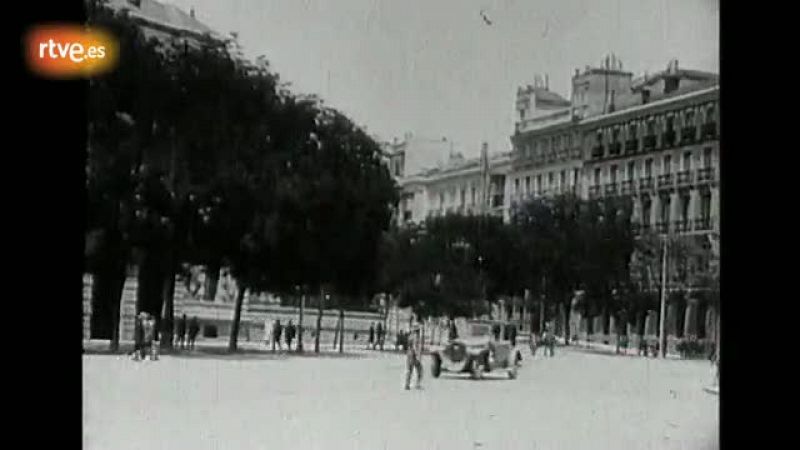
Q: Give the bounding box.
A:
[392,57,720,350]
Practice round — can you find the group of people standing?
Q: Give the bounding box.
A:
[367,322,385,350]
[265,319,298,352]
[130,312,200,361]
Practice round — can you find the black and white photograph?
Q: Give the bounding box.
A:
[83,1,720,448]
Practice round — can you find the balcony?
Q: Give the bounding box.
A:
[673,220,691,233]
[608,142,622,156]
[547,152,557,163]
[591,145,604,159]
[662,130,676,148]
[588,185,601,198]
[604,183,618,196]
[657,173,674,189]
[558,149,569,160]
[655,221,669,234]
[644,135,657,151]
[680,126,697,144]
[639,177,654,191]
[677,170,693,186]
[570,148,583,159]
[625,139,638,154]
[621,179,634,194]
[701,122,717,140]
[697,167,715,183]
[695,217,712,231]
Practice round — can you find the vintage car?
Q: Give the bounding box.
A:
[430,320,522,380]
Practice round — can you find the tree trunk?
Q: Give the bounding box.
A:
[297,293,305,353]
[315,287,324,353]
[228,284,246,353]
[338,308,345,353]
[563,298,572,346]
[161,260,176,350]
[205,261,220,301]
[109,263,126,352]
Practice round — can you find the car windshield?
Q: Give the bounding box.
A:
[469,323,491,337]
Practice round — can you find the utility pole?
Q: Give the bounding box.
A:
[658,235,668,358]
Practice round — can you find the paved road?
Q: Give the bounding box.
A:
[83,347,718,450]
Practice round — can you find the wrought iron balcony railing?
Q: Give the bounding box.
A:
[657,173,674,187]
[677,170,693,185]
[655,221,669,233]
[695,217,712,231]
[604,183,618,196]
[608,142,622,156]
[620,179,634,194]
[588,185,601,197]
[625,139,638,153]
[697,167,714,183]
[591,145,604,159]
[673,220,691,233]
[639,177,654,191]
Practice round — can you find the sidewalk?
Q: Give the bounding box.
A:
[560,338,684,360]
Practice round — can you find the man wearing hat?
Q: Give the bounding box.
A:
[404,324,424,390]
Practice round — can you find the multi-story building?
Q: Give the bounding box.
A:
[393,56,720,349]
[107,0,224,45]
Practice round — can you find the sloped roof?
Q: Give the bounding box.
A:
[107,0,220,40]
[533,89,571,107]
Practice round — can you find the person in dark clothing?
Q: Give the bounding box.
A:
[176,314,187,350]
[132,312,145,361]
[448,321,458,341]
[272,320,282,352]
[368,323,375,349]
[509,324,518,347]
[376,322,384,351]
[492,323,502,341]
[285,320,296,351]
[188,317,200,350]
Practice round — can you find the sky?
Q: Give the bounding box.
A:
[166,0,719,158]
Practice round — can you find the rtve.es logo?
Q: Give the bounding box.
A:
[25,24,119,79]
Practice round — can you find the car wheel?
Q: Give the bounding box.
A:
[508,366,517,379]
[431,354,442,378]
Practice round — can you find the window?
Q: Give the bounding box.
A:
[573,168,580,186]
[610,165,618,184]
[594,168,601,186]
[647,119,655,135]
[439,193,445,207]
[642,198,652,226]
[471,187,476,204]
[629,123,637,140]
[685,110,695,126]
[403,210,412,222]
[681,195,690,222]
[628,161,635,180]
[661,196,671,223]
[683,152,692,171]
[514,178,520,195]
[525,176,531,195]
[596,130,603,144]
[560,170,566,187]
[666,116,675,131]
[612,128,620,143]
[663,155,672,174]
[548,172,554,186]
[645,158,653,177]
[700,192,712,219]
[460,189,466,206]
[703,147,713,168]
[536,175,543,192]
[203,325,218,338]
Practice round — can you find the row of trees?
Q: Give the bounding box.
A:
[379,192,720,344]
[86,1,397,352]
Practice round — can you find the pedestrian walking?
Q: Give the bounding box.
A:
[150,316,160,361]
[368,323,375,349]
[176,314,187,350]
[188,316,200,350]
[492,323,502,341]
[272,319,282,352]
[132,312,145,361]
[404,325,424,390]
[142,313,155,361]
[448,320,458,341]
[285,320,296,351]
[546,327,556,357]
[376,322,384,351]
